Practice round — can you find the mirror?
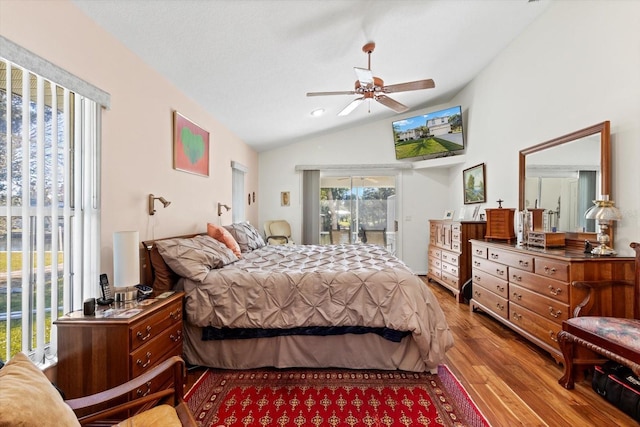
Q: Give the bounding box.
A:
[519,121,610,245]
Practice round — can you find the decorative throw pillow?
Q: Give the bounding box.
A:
[207,223,241,257]
[0,352,81,426]
[156,236,238,283]
[241,222,266,250]
[223,222,266,253]
[149,244,180,293]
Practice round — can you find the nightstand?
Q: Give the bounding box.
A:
[54,292,184,400]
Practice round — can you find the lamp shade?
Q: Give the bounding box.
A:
[584,196,622,221]
[113,231,140,287]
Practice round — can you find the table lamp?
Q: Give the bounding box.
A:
[584,195,622,255]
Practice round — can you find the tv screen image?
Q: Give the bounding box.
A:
[392,105,464,160]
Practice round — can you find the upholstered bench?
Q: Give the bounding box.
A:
[558,242,640,389]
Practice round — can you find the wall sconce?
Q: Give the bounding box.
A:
[148,194,171,215]
[584,195,622,255]
[217,202,231,216]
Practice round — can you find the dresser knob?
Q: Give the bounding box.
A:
[512,292,521,300]
[548,285,562,296]
[512,312,522,321]
[548,307,562,318]
[136,352,152,368]
[170,330,182,342]
[543,266,557,275]
[496,268,505,276]
[512,274,522,282]
[518,260,529,267]
[549,331,558,343]
[496,285,505,293]
[136,381,152,397]
[491,253,499,260]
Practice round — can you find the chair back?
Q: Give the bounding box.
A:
[632,242,640,319]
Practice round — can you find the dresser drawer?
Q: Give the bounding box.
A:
[471,244,488,259]
[508,269,569,304]
[441,250,459,267]
[131,323,183,378]
[472,285,508,320]
[428,246,441,260]
[451,230,461,243]
[509,303,561,352]
[534,258,570,283]
[473,257,508,281]
[429,257,441,271]
[510,283,568,324]
[473,269,508,298]
[488,248,533,272]
[441,270,459,289]
[130,299,182,351]
[441,261,459,277]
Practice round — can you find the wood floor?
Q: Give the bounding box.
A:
[185,277,637,426]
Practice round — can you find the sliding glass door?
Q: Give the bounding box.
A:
[320,175,396,253]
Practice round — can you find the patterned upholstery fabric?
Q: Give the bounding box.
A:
[567,317,640,351]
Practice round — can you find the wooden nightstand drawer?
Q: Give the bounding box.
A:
[131,323,183,377]
[130,299,182,350]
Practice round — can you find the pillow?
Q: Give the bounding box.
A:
[223,222,266,253]
[149,244,180,293]
[207,223,241,257]
[156,236,238,282]
[0,352,81,426]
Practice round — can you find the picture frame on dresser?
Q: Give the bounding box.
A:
[463,163,486,204]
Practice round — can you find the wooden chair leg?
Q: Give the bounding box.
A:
[558,330,576,389]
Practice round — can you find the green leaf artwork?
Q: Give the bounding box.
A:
[181,127,205,164]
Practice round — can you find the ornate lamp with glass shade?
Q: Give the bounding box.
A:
[584,195,622,255]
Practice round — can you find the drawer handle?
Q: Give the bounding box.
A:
[169,310,181,320]
[475,249,483,255]
[543,266,557,275]
[490,253,499,260]
[474,290,481,298]
[137,352,152,369]
[518,260,529,267]
[512,312,522,321]
[496,302,505,311]
[548,286,562,296]
[136,326,152,341]
[511,274,522,282]
[170,330,182,342]
[496,268,505,276]
[550,331,558,343]
[496,284,505,293]
[474,275,481,282]
[548,307,562,319]
[512,292,521,300]
[136,381,152,397]
[474,260,481,267]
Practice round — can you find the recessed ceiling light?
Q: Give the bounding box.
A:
[310,108,325,117]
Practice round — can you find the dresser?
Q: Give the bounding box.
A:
[427,220,486,302]
[469,240,634,362]
[55,292,184,399]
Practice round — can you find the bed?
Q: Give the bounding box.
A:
[141,223,453,373]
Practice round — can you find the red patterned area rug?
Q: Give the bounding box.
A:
[185,365,490,427]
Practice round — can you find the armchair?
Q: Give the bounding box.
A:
[558,242,640,389]
[0,353,196,427]
[264,220,293,245]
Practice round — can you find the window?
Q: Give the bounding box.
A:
[1,46,106,366]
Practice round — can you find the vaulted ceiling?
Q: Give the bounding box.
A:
[72,0,551,152]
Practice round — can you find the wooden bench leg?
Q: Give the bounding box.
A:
[558,330,576,389]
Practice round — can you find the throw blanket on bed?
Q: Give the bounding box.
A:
[157,237,453,368]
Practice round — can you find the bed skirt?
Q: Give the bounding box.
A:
[183,321,432,373]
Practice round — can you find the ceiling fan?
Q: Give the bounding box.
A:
[306,42,435,116]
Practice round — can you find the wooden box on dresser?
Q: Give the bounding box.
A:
[55,292,184,401]
[469,240,635,362]
[428,220,486,302]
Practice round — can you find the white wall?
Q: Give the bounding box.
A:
[1,0,259,282]
[259,0,640,265]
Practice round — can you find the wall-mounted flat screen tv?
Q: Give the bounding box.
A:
[392,105,464,160]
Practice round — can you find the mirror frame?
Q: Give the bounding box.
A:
[518,121,611,249]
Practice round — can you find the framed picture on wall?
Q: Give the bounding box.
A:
[463,163,486,204]
[281,191,290,207]
[173,111,210,177]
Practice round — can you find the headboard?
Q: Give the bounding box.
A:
[140,233,205,292]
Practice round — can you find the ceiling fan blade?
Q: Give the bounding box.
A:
[354,67,374,86]
[375,95,409,113]
[338,97,365,116]
[383,79,435,93]
[307,90,357,97]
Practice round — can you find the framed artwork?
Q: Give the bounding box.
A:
[443,210,455,220]
[463,163,486,204]
[173,111,210,176]
[281,191,290,207]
